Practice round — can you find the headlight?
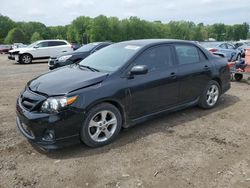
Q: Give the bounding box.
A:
[58,55,72,62]
[41,96,77,113]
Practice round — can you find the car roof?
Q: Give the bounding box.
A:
[117,39,195,47]
[36,39,68,42]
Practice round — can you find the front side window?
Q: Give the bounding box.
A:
[134,45,173,71]
[37,42,49,48]
[175,45,200,65]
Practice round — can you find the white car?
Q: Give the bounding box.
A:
[8,40,73,64]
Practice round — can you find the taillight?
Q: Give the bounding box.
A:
[208,48,217,52]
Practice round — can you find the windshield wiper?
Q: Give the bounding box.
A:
[78,65,100,72]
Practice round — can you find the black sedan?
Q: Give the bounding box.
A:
[16,39,231,149]
[48,42,112,70]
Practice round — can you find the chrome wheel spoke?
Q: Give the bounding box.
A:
[91,128,101,140]
[89,120,99,128]
[106,118,117,126]
[103,129,112,139]
[101,111,108,121]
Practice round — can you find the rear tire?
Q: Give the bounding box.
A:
[199,80,221,109]
[80,103,122,147]
[20,54,32,64]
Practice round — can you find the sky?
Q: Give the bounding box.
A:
[0,0,250,26]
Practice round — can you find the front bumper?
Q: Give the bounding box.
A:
[16,95,83,149]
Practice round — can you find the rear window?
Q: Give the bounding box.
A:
[48,41,67,47]
[175,45,200,65]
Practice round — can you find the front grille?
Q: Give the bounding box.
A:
[20,88,46,111]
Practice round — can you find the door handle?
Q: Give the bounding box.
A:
[170,72,176,79]
[204,65,210,70]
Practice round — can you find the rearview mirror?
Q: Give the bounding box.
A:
[129,65,148,76]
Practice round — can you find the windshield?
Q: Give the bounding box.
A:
[76,43,99,52]
[27,41,40,48]
[79,43,141,72]
[200,42,221,48]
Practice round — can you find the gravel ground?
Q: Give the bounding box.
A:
[1,54,250,188]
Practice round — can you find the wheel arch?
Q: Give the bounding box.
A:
[211,77,222,92]
[85,99,127,128]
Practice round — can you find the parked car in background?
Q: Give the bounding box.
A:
[48,42,112,70]
[0,45,12,54]
[200,42,241,61]
[8,40,73,64]
[16,39,231,149]
[234,41,250,57]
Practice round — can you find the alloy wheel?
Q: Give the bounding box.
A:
[206,84,219,106]
[88,110,118,142]
[22,55,31,64]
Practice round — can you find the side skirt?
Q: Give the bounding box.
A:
[124,97,200,128]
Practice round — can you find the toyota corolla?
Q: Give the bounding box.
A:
[16,39,231,149]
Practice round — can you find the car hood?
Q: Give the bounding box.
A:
[9,47,32,53]
[28,65,109,96]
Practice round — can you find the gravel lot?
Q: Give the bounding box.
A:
[1,54,250,188]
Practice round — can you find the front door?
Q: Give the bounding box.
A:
[126,45,180,119]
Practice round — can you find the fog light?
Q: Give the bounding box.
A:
[42,129,55,141]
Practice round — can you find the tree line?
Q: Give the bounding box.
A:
[0,14,249,44]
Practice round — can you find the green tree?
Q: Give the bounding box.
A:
[30,32,43,42]
[4,28,26,44]
[0,15,15,43]
[90,15,110,42]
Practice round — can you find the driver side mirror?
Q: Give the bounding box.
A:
[129,65,148,77]
[33,46,39,49]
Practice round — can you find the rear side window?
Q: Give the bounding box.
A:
[134,45,174,71]
[227,44,235,49]
[48,41,67,47]
[175,45,200,65]
[219,43,227,49]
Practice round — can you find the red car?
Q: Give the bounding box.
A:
[0,45,12,53]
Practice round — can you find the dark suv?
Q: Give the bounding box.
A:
[16,39,231,149]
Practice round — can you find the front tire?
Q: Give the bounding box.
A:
[20,54,32,64]
[199,80,220,109]
[80,103,122,147]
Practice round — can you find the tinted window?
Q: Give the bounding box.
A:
[95,44,109,51]
[49,41,67,47]
[175,45,200,65]
[198,49,208,62]
[134,45,173,71]
[37,42,49,48]
[219,43,227,49]
[227,44,235,49]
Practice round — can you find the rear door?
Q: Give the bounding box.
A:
[174,44,212,103]
[127,44,180,119]
[48,41,72,57]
